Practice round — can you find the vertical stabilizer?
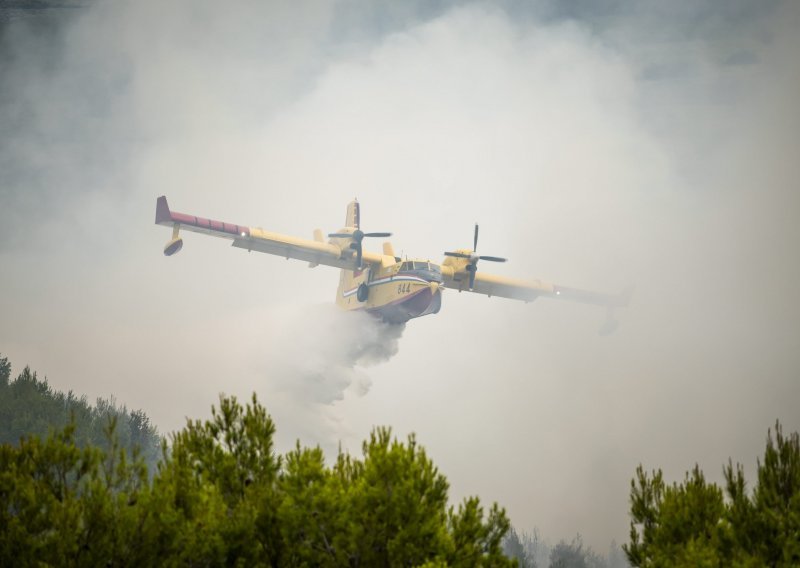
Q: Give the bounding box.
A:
[336,199,373,308]
[345,199,360,229]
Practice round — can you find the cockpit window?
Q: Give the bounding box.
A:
[395,260,442,282]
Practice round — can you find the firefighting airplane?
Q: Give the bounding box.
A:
[155,196,630,329]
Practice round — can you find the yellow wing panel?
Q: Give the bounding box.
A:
[156,196,390,270]
[442,266,549,302]
[232,228,352,269]
[231,231,388,270]
[442,265,630,307]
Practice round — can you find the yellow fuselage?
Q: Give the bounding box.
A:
[336,258,442,324]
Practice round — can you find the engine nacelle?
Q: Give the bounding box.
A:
[163,237,183,256]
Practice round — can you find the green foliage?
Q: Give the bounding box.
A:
[547,535,616,568]
[0,354,161,471]
[626,465,725,566]
[0,419,151,566]
[504,527,531,567]
[352,428,451,565]
[448,497,515,567]
[0,354,10,385]
[154,393,284,565]
[624,421,800,567]
[0,369,516,566]
[550,537,588,568]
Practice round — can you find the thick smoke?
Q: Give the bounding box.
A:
[1,0,799,551]
[255,304,405,418]
[261,304,405,450]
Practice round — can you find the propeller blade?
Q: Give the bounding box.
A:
[447,224,507,289]
[468,265,477,290]
[329,228,389,267]
[329,230,389,239]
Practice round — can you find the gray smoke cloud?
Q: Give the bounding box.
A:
[256,304,404,403]
[1,0,798,550]
[245,303,404,449]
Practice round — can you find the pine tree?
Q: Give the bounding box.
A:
[624,421,800,567]
[1,358,517,565]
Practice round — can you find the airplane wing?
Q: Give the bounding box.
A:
[155,196,384,269]
[440,265,631,308]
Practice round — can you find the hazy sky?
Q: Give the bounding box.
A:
[1,0,798,548]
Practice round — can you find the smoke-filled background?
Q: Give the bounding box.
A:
[1,0,798,548]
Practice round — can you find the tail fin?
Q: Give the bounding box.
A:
[155,196,173,225]
[345,199,360,229]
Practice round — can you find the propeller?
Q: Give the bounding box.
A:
[444,224,507,290]
[328,229,392,268]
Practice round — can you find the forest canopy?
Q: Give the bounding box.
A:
[3,353,798,567]
[0,353,161,470]
[625,421,800,567]
[0,354,514,566]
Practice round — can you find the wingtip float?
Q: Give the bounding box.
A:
[155,196,632,329]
